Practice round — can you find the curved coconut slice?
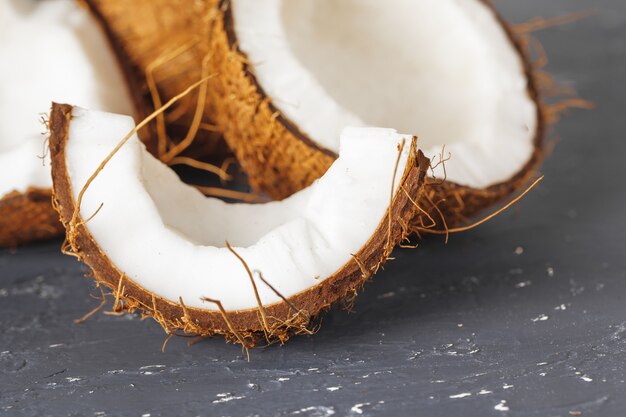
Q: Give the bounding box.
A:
[206,0,545,227]
[49,103,428,345]
[0,0,133,246]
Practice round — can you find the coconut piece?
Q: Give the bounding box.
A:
[204,0,546,228]
[0,0,134,246]
[49,103,429,346]
[82,0,227,159]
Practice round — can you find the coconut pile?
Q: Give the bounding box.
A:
[0,0,582,348]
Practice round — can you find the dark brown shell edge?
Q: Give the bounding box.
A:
[212,0,547,228]
[49,103,430,347]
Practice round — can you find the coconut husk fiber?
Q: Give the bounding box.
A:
[49,102,430,347]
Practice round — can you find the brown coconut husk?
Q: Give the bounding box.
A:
[48,103,430,348]
[0,188,65,248]
[201,0,589,231]
[81,0,227,160]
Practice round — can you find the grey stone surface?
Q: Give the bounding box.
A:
[1,0,625,416]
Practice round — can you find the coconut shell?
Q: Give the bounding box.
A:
[202,0,547,229]
[1,1,225,248]
[49,102,430,347]
[82,0,227,159]
[0,189,65,248]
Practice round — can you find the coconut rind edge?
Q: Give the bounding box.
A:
[49,102,430,347]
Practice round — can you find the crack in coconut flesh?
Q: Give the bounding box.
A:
[207,0,544,227]
[49,103,428,346]
[0,0,133,246]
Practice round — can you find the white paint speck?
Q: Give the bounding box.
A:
[580,376,593,382]
[495,400,509,411]
[212,393,245,404]
[457,323,464,328]
[326,386,342,392]
[537,362,548,366]
[291,406,335,416]
[350,403,370,414]
[141,414,151,417]
[555,304,567,311]
[503,384,514,389]
[531,314,549,322]
[308,368,319,371]
[139,365,165,370]
[449,393,471,399]
[48,344,64,348]
[515,281,532,288]
[547,267,555,277]
[409,351,422,360]
[478,389,493,395]
[65,377,82,383]
[278,377,290,382]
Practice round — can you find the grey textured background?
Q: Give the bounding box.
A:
[1,0,625,416]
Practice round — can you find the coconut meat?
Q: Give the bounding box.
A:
[65,107,412,311]
[0,0,133,198]
[231,0,537,189]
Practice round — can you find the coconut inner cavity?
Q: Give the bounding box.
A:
[232,0,537,188]
[66,108,412,310]
[0,0,133,197]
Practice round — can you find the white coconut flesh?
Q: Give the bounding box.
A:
[231,0,538,189]
[0,0,133,199]
[65,107,414,311]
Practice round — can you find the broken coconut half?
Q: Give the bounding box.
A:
[49,103,429,346]
[0,0,133,246]
[82,0,227,160]
[206,0,545,228]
